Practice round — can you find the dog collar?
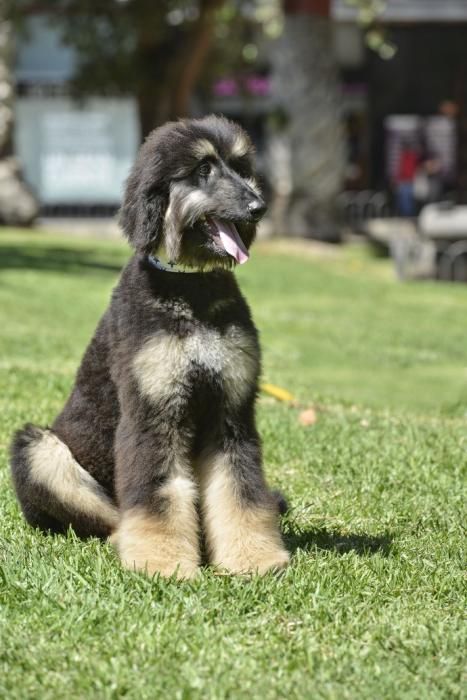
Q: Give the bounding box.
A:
[147,255,179,272]
[147,255,201,273]
[146,255,224,274]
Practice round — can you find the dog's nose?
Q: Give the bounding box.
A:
[248,199,267,221]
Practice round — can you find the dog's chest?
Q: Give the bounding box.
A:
[133,324,259,408]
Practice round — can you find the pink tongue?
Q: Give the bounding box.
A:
[210,217,249,264]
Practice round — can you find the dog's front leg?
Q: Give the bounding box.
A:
[199,425,289,575]
[113,411,200,579]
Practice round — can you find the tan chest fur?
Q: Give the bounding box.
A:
[133,325,259,408]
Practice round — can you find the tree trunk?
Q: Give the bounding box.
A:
[271,10,345,240]
[135,0,224,139]
[172,0,224,118]
[0,16,38,226]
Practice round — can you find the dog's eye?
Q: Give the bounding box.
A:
[198,160,212,178]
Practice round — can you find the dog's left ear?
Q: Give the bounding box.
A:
[119,179,167,255]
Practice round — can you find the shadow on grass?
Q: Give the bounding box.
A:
[284,526,393,557]
[0,245,123,275]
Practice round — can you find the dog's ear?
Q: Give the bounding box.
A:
[119,185,167,255]
[119,174,167,255]
[118,131,168,254]
[119,122,184,254]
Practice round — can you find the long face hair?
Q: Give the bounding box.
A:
[119,115,266,269]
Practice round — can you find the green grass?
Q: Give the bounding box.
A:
[0,229,465,699]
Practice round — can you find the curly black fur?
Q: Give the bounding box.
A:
[10,115,289,577]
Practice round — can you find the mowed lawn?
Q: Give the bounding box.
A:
[0,229,465,699]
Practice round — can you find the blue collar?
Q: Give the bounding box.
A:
[147,255,223,274]
[147,255,178,272]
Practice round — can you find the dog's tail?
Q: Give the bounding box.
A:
[10,424,119,538]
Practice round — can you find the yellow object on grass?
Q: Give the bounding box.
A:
[260,383,295,403]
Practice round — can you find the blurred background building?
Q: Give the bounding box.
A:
[15,14,140,216]
[7,0,467,235]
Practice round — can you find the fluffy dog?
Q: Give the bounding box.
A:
[10,115,290,578]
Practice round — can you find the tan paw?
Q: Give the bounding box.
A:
[252,548,290,575]
[121,554,200,580]
[216,548,290,575]
[114,506,200,580]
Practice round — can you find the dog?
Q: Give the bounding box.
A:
[10,115,290,578]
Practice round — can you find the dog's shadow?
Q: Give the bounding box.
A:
[283,524,393,557]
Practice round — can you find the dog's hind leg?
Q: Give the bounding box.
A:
[10,424,119,538]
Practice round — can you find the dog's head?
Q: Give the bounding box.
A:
[119,115,266,268]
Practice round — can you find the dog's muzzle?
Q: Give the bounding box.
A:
[248,199,267,222]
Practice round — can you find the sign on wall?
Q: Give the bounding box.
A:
[15,97,140,205]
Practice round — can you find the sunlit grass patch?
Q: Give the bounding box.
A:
[0,229,465,699]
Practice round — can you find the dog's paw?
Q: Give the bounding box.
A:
[114,507,200,580]
[214,547,290,576]
[121,554,200,580]
[251,548,290,575]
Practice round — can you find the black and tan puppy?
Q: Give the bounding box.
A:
[10,115,289,578]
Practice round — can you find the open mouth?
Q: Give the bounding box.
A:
[205,216,249,265]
